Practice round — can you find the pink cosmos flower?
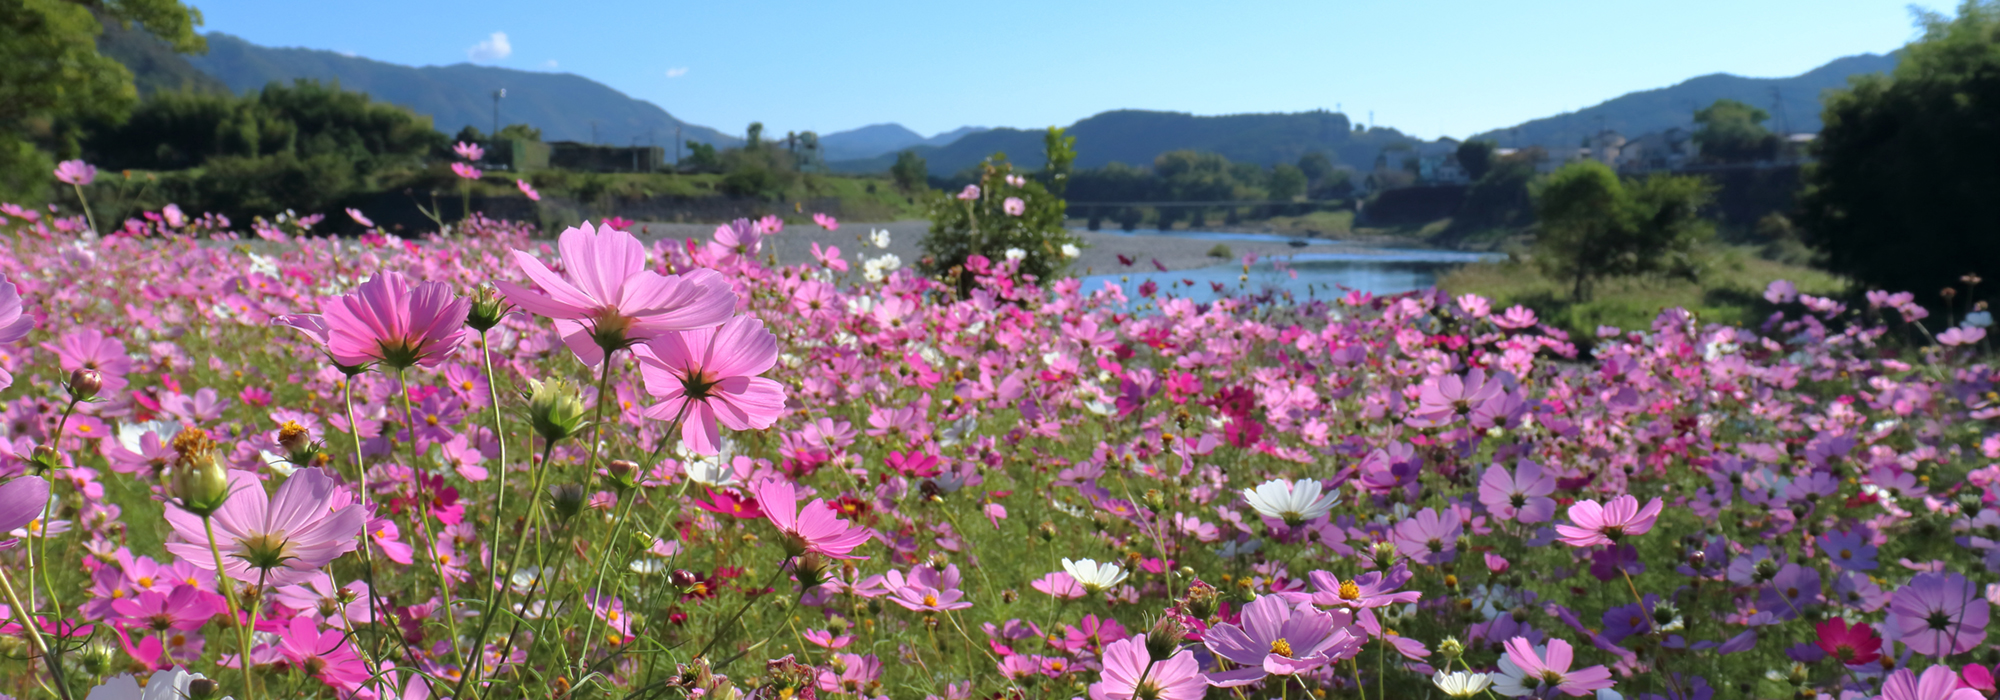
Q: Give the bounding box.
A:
[452,162,483,180]
[1554,494,1663,547]
[803,628,852,649]
[1874,666,1984,700]
[1089,635,1204,700]
[55,159,96,186]
[497,221,736,365]
[815,653,883,695]
[752,478,870,559]
[1494,637,1615,696]
[0,476,50,535]
[517,179,541,201]
[634,315,787,454]
[110,586,222,632]
[1478,459,1558,523]
[885,564,972,611]
[1031,571,1085,599]
[1003,197,1026,216]
[0,272,31,392]
[1889,571,1989,656]
[957,185,980,200]
[1409,368,1503,427]
[345,208,374,228]
[316,271,469,369]
[163,468,367,585]
[812,212,838,230]
[274,616,371,691]
[1941,327,1987,346]
[1201,593,1361,686]
[454,141,485,161]
[708,218,762,267]
[46,329,133,392]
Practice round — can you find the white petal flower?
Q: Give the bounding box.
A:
[1061,243,1081,258]
[1004,247,1027,261]
[1241,478,1340,524]
[870,229,891,248]
[1433,670,1492,698]
[1061,557,1128,592]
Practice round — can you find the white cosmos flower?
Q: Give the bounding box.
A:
[1061,243,1081,258]
[684,457,740,488]
[88,666,233,700]
[1433,670,1491,698]
[1004,247,1027,261]
[1241,478,1340,524]
[870,228,891,248]
[1061,558,1128,592]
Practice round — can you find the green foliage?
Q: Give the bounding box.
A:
[1268,163,1307,202]
[0,0,204,201]
[681,140,720,173]
[920,128,1081,293]
[889,149,926,192]
[1692,98,1780,163]
[1296,151,1333,184]
[1454,150,1537,230]
[716,143,799,200]
[1532,160,1715,300]
[745,122,764,149]
[1800,0,2000,306]
[494,123,541,141]
[179,151,357,218]
[1455,139,1497,181]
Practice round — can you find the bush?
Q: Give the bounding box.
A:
[919,127,1082,294]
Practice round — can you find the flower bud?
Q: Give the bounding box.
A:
[1181,579,1220,620]
[525,378,590,444]
[1438,636,1465,660]
[1037,522,1058,542]
[1000,588,1018,604]
[28,445,61,474]
[670,569,699,591]
[607,459,639,491]
[1144,489,1166,511]
[187,679,222,700]
[171,427,231,517]
[1145,616,1185,660]
[466,286,509,332]
[77,640,117,676]
[794,552,829,590]
[1687,549,1706,571]
[67,369,102,402]
[548,483,587,523]
[1753,558,1780,583]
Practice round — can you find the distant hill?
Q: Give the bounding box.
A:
[833,110,1435,176]
[95,15,230,97]
[818,123,988,161]
[173,32,741,148]
[1469,53,1899,148]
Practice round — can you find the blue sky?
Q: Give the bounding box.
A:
[186,0,1932,141]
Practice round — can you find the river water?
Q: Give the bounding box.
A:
[1080,232,1502,303]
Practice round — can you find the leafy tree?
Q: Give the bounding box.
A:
[1268,163,1307,202]
[1799,0,2000,305]
[1454,149,1536,229]
[681,140,720,172]
[453,125,485,145]
[1455,139,1497,181]
[1533,160,1714,300]
[717,143,796,199]
[495,123,541,141]
[1154,150,1237,202]
[920,127,1082,295]
[1297,151,1334,190]
[745,122,764,150]
[890,149,927,192]
[1,0,205,200]
[1691,98,1779,163]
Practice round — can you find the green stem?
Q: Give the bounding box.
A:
[0,564,75,700]
[205,516,257,699]
[459,438,558,700]
[583,351,617,482]
[694,564,790,661]
[576,403,689,672]
[71,183,97,235]
[395,369,469,668]
[458,331,512,686]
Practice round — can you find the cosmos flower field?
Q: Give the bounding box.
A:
[1,193,1998,700]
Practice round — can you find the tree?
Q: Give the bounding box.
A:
[495,123,542,141]
[920,127,1082,295]
[745,122,764,150]
[1691,98,1779,163]
[1268,164,1307,202]
[1533,160,1714,300]
[1297,152,1333,186]
[890,149,927,191]
[1,0,205,200]
[1799,0,2000,306]
[1454,150,1537,229]
[682,140,720,172]
[1455,139,1497,181]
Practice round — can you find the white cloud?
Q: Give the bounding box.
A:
[337,50,357,58]
[467,32,512,62]
[543,59,559,68]
[665,67,689,78]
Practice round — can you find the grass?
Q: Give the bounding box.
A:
[1438,245,1849,339]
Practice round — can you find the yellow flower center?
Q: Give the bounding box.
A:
[923,594,939,608]
[1338,580,1362,601]
[1269,638,1293,657]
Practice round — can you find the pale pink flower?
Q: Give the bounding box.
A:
[1554,495,1663,547]
[1003,197,1026,216]
[517,179,541,201]
[345,208,374,228]
[812,212,838,230]
[451,162,483,180]
[1941,327,1987,346]
[163,468,367,585]
[54,160,96,186]
[957,185,980,200]
[454,141,485,161]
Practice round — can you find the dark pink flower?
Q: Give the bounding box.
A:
[634,315,787,454]
[316,271,469,369]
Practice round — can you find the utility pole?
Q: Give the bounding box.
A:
[491,88,505,138]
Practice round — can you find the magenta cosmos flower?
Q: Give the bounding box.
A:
[752,478,869,559]
[0,272,32,392]
[163,468,367,585]
[1889,571,1989,656]
[1089,635,1204,700]
[634,315,786,454]
[498,221,736,365]
[0,476,50,535]
[1202,593,1362,686]
[311,271,469,370]
[1553,494,1663,547]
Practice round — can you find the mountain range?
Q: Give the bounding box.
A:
[1466,53,1900,148]
[106,23,1901,175]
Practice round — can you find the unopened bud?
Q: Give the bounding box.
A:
[1687,549,1706,571]
[1037,522,1058,542]
[67,369,102,402]
[1144,489,1166,511]
[171,428,231,516]
[1145,616,1186,659]
[28,445,61,474]
[1182,579,1220,620]
[1754,558,1780,583]
[607,459,639,491]
[548,484,587,522]
[187,678,221,700]
[525,378,589,444]
[466,286,509,332]
[1438,636,1465,660]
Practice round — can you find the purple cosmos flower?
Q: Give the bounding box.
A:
[1305,562,1423,610]
[1822,527,1878,571]
[1409,368,1504,427]
[1479,459,1558,523]
[1875,665,1985,700]
[1202,593,1362,686]
[1888,571,1989,656]
[1391,507,1462,565]
[163,468,367,585]
[1554,495,1663,547]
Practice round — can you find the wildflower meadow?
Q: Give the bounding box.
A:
[4,161,2000,700]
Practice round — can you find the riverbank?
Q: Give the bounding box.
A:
[631,219,1444,274]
